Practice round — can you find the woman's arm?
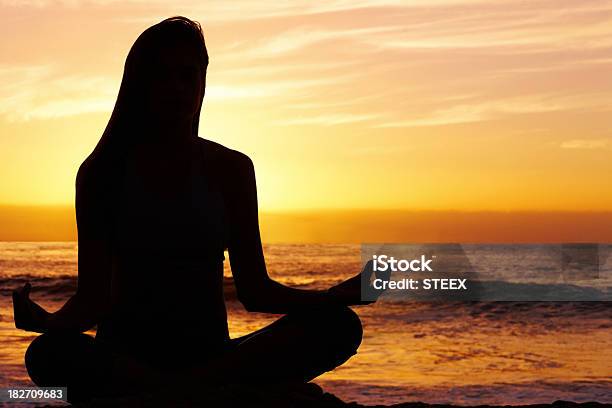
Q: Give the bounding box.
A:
[226,151,361,313]
[48,161,113,331]
[13,160,113,333]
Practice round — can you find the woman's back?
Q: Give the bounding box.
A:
[95,138,230,368]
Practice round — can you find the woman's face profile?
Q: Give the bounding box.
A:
[145,41,204,122]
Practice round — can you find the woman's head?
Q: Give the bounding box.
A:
[94,16,208,157]
[127,16,208,123]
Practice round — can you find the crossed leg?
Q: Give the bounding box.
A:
[25,305,363,402]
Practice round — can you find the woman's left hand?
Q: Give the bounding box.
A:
[13,283,50,333]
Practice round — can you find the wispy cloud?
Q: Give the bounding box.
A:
[274,112,381,126]
[0,64,116,121]
[375,93,612,128]
[243,25,403,57]
[560,138,611,150]
[376,105,487,128]
[0,62,360,120]
[3,0,612,128]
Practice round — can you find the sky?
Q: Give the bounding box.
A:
[1,0,612,240]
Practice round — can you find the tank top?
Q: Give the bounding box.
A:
[96,138,230,368]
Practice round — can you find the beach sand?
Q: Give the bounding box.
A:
[33,384,610,408]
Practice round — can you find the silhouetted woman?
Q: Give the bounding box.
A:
[12,16,375,402]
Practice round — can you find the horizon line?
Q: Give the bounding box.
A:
[1,204,611,214]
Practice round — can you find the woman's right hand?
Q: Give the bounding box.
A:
[12,283,50,333]
[328,260,390,306]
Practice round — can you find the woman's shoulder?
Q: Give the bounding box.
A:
[196,137,254,173]
[76,155,99,186]
[75,153,117,190]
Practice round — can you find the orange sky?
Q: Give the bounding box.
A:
[1,1,612,240]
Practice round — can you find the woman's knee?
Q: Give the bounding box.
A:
[26,333,62,386]
[297,305,362,358]
[324,306,363,354]
[25,333,95,387]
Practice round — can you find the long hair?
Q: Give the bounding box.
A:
[91,16,208,162]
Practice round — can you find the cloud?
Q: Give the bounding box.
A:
[274,112,381,126]
[205,85,269,100]
[3,0,612,129]
[243,25,403,57]
[0,1,429,20]
[375,93,612,128]
[347,144,414,157]
[0,60,361,121]
[0,64,117,121]
[560,139,610,150]
[376,105,487,128]
[206,77,350,100]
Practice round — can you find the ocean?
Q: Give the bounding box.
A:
[0,242,610,405]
